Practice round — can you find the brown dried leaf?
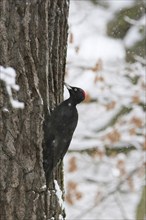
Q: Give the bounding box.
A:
[94,76,104,83]
[92,149,105,159]
[141,81,146,89]
[75,191,83,201]
[116,159,126,176]
[129,127,136,135]
[69,32,74,44]
[107,130,121,143]
[117,159,125,169]
[97,150,105,159]
[67,181,77,192]
[104,101,116,110]
[66,193,74,205]
[68,156,77,173]
[137,165,145,177]
[131,117,143,127]
[127,176,135,192]
[66,181,83,205]
[91,59,103,72]
[132,95,140,104]
[142,139,146,151]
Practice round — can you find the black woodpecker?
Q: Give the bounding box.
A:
[43,83,85,185]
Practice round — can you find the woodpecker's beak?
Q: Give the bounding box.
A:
[64,82,72,90]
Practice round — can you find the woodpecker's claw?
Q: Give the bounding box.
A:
[64,82,72,90]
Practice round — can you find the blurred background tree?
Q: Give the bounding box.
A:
[64,0,145,219]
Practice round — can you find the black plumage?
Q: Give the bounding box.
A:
[43,83,85,184]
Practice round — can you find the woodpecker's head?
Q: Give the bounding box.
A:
[64,82,85,104]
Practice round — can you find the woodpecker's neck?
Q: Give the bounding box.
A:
[67,97,77,106]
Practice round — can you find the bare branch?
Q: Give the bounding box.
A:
[75,164,143,219]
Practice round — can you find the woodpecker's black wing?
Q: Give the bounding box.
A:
[43,100,78,183]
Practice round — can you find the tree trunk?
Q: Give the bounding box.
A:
[0,0,69,219]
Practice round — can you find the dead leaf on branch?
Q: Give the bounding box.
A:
[142,139,146,151]
[67,181,77,191]
[75,191,83,200]
[129,127,136,135]
[69,32,74,44]
[127,176,135,192]
[94,76,104,83]
[116,159,126,176]
[66,181,77,205]
[106,130,121,143]
[104,101,116,110]
[91,59,103,72]
[132,95,140,104]
[137,164,145,177]
[66,193,74,205]
[91,149,105,159]
[68,156,77,173]
[141,81,146,89]
[131,117,143,127]
[66,181,83,205]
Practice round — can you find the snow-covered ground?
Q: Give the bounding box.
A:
[64,1,145,219]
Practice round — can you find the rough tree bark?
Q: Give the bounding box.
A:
[0,0,69,219]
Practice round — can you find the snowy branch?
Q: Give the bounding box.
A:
[124,16,143,26]
[74,165,143,219]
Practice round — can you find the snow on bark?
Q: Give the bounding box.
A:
[0,66,24,108]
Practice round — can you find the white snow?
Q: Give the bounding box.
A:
[58,214,64,220]
[40,184,46,191]
[2,108,9,112]
[108,0,135,12]
[78,36,125,63]
[124,17,145,48]
[0,66,24,109]
[54,180,65,209]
